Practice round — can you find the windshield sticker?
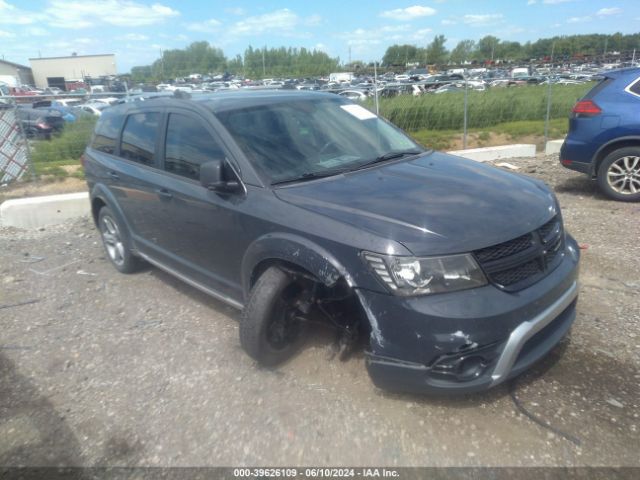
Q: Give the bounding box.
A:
[340,104,377,120]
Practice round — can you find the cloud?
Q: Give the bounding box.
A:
[596,7,622,16]
[120,33,149,41]
[338,28,383,50]
[412,28,432,41]
[185,18,222,33]
[567,15,592,23]
[462,14,504,26]
[380,5,437,21]
[527,0,537,4]
[44,0,179,29]
[228,9,299,36]
[224,7,245,16]
[441,19,456,25]
[0,29,14,37]
[543,0,573,4]
[304,14,322,26]
[0,0,41,25]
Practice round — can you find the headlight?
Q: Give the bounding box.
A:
[363,252,487,296]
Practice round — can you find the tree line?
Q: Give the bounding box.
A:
[383,32,640,67]
[130,41,340,82]
[129,33,640,82]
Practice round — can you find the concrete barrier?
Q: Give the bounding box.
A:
[447,144,537,162]
[0,192,89,229]
[545,139,565,155]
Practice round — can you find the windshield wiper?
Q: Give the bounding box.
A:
[353,149,423,171]
[271,168,349,186]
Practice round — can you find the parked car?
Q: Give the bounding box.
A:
[337,90,368,101]
[560,67,640,201]
[16,108,54,139]
[78,103,109,116]
[32,100,77,123]
[17,106,65,133]
[54,98,84,108]
[84,91,580,394]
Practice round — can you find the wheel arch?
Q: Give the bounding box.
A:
[241,233,356,300]
[592,136,640,177]
[89,184,134,242]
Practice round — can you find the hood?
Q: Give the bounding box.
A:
[274,152,558,256]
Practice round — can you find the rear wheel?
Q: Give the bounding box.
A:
[98,206,141,273]
[240,267,309,366]
[597,147,640,201]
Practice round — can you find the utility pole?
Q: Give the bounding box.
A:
[373,61,379,115]
[632,48,637,66]
[262,46,266,77]
[544,42,556,148]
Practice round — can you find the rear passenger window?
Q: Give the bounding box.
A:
[630,78,640,96]
[91,110,122,154]
[120,112,160,166]
[164,113,225,180]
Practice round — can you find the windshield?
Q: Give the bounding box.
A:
[214,97,423,184]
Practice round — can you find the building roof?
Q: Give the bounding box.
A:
[29,54,115,61]
[0,59,31,70]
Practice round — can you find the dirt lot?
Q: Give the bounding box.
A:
[0,154,638,467]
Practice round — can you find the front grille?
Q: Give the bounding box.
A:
[473,216,564,291]
[474,233,533,263]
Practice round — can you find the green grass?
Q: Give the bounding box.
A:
[409,118,570,151]
[370,83,592,132]
[31,116,96,165]
[29,116,95,180]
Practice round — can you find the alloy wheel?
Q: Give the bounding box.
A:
[607,156,640,195]
[100,215,125,266]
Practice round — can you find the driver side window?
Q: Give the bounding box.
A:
[164,113,225,181]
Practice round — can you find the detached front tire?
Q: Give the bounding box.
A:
[98,206,141,273]
[597,147,640,202]
[240,267,308,366]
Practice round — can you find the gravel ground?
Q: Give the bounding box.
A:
[0,154,638,467]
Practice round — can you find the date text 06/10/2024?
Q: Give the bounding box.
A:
[232,468,400,478]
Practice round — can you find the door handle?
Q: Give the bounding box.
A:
[155,188,173,199]
[107,171,120,180]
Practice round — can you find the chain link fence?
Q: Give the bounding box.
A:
[0,101,31,184]
[364,81,593,152]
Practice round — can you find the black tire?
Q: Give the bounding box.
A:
[597,147,640,202]
[240,267,308,366]
[97,206,141,273]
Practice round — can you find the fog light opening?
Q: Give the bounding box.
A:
[458,356,487,379]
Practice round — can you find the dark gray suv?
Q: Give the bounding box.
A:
[84,91,580,394]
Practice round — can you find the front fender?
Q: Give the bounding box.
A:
[241,233,357,298]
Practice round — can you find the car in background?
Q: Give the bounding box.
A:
[55,98,84,108]
[560,67,640,201]
[16,108,54,139]
[32,100,77,123]
[78,103,109,116]
[337,90,368,102]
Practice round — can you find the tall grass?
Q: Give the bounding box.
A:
[30,116,97,164]
[372,83,592,132]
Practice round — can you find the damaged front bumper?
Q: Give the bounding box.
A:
[359,235,580,394]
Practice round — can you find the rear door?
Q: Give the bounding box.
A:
[98,108,168,252]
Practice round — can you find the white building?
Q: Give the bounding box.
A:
[29,54,117,89]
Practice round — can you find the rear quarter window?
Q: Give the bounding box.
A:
[120,112,160,166]
[91,110,123,155]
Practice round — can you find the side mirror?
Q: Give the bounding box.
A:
[200,159,241,194]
